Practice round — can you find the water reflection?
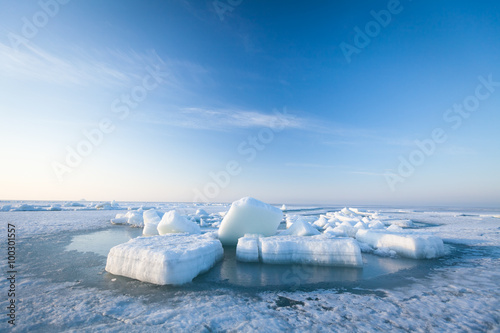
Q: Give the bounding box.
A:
[66,227,143,256]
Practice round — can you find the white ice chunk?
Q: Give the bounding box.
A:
[125,210,144,227]
[362,217,371,224]
[356,229,445,259]
[387,224,403,232]
[256,235,363,267]
[105,233,223,285]
[368,220,386,229]
[235,234,261,262]
[340,207,354,216]
[323,226,347,237]
[64,202,84,207]
[13,204,39,211]
[143,209,162,236]
[335,222,358,238]
[195,208,209,217]
[281,220,320,237]
[0,205,11,212]
[218,197,283,245]
[388,219,414,227]
[354,221,367,230]
[157,210,201,235]
[313,215,329,228]
[48,204,62,211]
[110,217,128,225]
[280,204,287,211]
[95,201,121,210]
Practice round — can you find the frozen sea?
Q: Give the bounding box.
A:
[1,201,499,332]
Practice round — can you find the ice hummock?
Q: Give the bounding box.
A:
[356,229,445,259]
[142,209,162,236]
[157,210,201,235]
[281,219,320,236]
[105,233,223,285]
[236,234,363,267]
[218,197,283,245]
[111,209,144,227]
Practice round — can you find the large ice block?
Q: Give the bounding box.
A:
[105,233,223,285]
[218,197,283,245]
[356,229,445,259]
[236,235,363,267]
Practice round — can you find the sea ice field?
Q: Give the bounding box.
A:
[0,200,499,332]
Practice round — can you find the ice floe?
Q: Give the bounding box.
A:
[236,234,363,267]
[105,233,223,285]
[356,229,445,259]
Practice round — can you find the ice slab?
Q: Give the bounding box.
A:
[218,197,283,245]
[235,234,261,262]
[356,229,445,259]
[236,235,363,267]
[157,210,201,235]
[105,233,223,285]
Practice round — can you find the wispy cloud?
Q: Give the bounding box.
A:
[0,41,181,90]
[135,106,306,131]
[0,41,132,87]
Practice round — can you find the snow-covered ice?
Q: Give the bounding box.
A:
[1,202,499,332]
[218,197,283,245]
[356,229,445,259]
[105,233,223,285]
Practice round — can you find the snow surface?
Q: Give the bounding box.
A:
[218,197,283,245]
[1,203,499,332]
[105,233,223,285]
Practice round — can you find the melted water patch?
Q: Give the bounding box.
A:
[66,227,143,256]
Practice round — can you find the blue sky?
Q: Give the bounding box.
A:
[0,0,499,206]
